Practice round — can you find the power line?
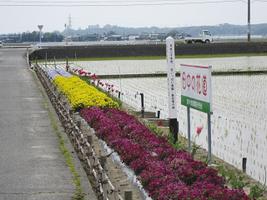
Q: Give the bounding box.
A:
[0,0,245,2]
[0,0,246,7]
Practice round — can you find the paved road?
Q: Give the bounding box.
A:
[0,48,96,200]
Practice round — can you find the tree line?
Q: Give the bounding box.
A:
[0,31,64,43]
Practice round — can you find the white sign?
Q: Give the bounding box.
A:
[166,37,178,118]
[181,64,212,113]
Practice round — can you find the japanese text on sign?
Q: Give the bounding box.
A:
[181,64,212,113]
[166,37,178,118]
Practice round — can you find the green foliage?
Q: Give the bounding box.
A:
[249,184,265,199]
[217,165,228,180]
[217,164,266,199]
[145,121,163,137]
[228,172,248,189]
[42,32,64,42]
[217,164,248,189]
[2,31,64,43]
[45,53,267,63]
[191,142,201,159]
[167,133,186,150]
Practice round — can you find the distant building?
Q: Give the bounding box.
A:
[71,33,100,42]
[105,35,123,41]
[139,33,150,40]
[88,24,100,29]
[128,35,140,41]
[149,33,166,41]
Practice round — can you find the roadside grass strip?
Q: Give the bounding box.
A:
[32,71,85,200]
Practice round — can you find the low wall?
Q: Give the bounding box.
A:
[30,42,267,60]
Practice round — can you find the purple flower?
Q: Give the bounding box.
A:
[80,107,249,200]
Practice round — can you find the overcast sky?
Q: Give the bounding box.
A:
[0,0,266,33]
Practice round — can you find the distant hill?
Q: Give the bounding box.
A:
[2,23,267,43]
[65,23,267,37]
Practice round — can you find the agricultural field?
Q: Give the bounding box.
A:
[56,56,267,186]
[71,56,267,75]
[104,76,267,185]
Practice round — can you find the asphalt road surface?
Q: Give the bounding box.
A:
[0,48,96,200]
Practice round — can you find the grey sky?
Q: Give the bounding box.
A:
[0,0,266,33]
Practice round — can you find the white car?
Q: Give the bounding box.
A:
[184,30,213,44]
[0,41,3,47]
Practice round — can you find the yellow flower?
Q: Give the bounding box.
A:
[53,76,119,110]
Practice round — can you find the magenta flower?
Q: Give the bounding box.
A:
[196,126,203,135]
[80,107,249,200]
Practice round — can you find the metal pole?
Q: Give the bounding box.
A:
[157,110,160,118]
[118,65,122,95]
[39,30,41,44]
[169,119,178,143]
[242,157,247,173]
[45,52,47,67]
[54,56,56,70]
[26,48,29,66]
[140,93,144,118]
[207,113,212,164]
[248,0,251,42]
[187,107,191,151]
[66,57,69,72]
[37,25,43,44]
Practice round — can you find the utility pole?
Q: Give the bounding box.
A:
[248,0,251,42]
[68,14,72,29]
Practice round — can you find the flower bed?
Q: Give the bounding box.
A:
[71,67,122,96]
[81,107,249,200]
[45,68,72,79]
[53,76,119,110]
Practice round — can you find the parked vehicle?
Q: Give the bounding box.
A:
[0,41,3,47]
[184,30,213,44]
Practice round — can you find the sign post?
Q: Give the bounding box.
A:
[207,112,212,163]
[166,37,179,143]
[45,52,48,68]
[140,93,145,118]
[180,64,212,163]
[187,106,191,151]
[37,25,43,44]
